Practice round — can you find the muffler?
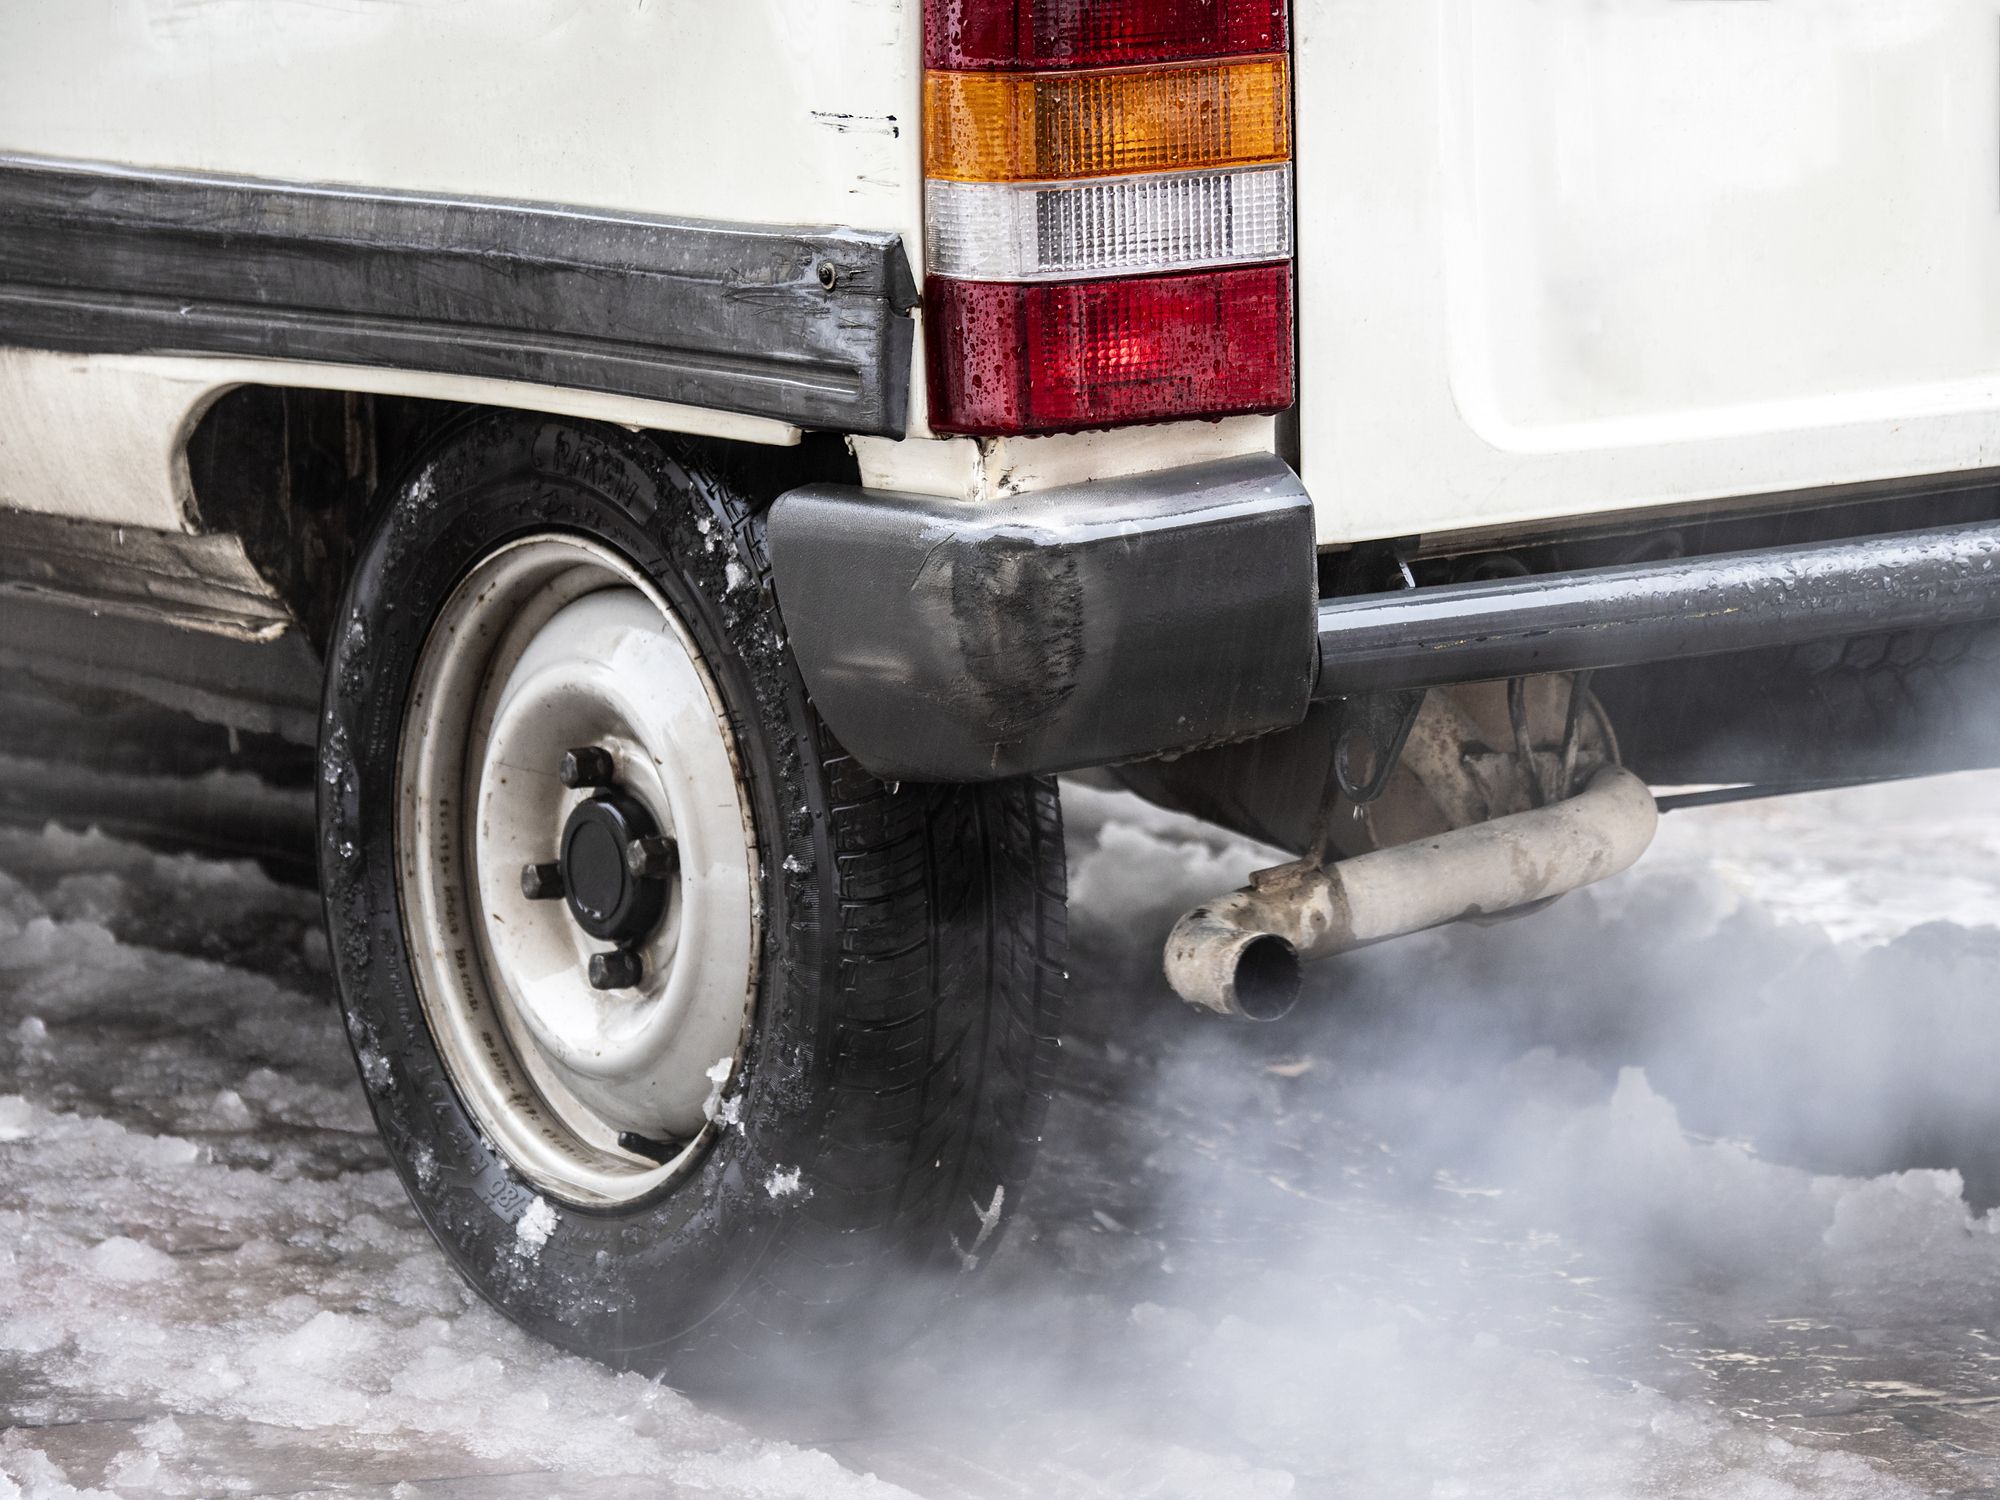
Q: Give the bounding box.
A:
[1163,766,1659,1020]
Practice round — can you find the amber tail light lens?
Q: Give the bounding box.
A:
[923,55,1291,182]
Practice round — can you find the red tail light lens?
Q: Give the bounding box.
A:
[925,0,1287,70]
[926,264,1294,434]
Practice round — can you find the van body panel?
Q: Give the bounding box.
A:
[1297,0,2000,544]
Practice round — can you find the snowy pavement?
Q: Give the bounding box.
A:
[8,757,2000,1496]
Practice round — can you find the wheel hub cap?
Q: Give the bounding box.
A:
[557,788,669,944]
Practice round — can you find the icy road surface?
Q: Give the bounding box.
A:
[9,765,2000,1495]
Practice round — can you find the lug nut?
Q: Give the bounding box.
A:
[559,745,617,789]
[588,948,644,991]
[625,834,679,880]
[520,862,565,901]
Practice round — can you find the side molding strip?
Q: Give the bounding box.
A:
[0,156,917,437]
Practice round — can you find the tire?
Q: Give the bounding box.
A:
[317,412,1068,1376]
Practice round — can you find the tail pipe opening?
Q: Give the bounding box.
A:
[1164,766,1659,1019]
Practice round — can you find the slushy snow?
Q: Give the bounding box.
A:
[515,1196,558,1253]
[9,766,2000,1493]
[0,825,905,1499]
[764,1166,804,1199]
[702,1055,740,1127]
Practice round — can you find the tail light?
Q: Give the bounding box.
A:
[922,0,1295,436]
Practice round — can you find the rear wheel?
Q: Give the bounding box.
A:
[317,413,1067,1373]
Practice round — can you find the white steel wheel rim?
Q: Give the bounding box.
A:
[397,534,760,1207]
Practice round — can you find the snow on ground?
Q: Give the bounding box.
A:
[8,765,2000,1495]
[0,827,907,1500]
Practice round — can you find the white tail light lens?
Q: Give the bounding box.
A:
[925,163,1292,282]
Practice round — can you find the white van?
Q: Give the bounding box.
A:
[2,0,1993,1372]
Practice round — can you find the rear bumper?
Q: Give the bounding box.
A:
[766,455,1319,782]
[771,456,2000,785]
[1310,517,2000,699]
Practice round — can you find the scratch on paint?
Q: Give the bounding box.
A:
[812,111,900,139]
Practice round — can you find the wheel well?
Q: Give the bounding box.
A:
[182,385,859,651]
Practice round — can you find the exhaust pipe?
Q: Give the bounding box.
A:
[1164,766,1659,1020]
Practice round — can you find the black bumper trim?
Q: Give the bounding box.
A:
[1315,517,2000,697]
[0,155,917,437]
[767,455,1318,782]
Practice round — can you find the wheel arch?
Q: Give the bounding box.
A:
[0,346,864,734]
[174,374,864,652]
